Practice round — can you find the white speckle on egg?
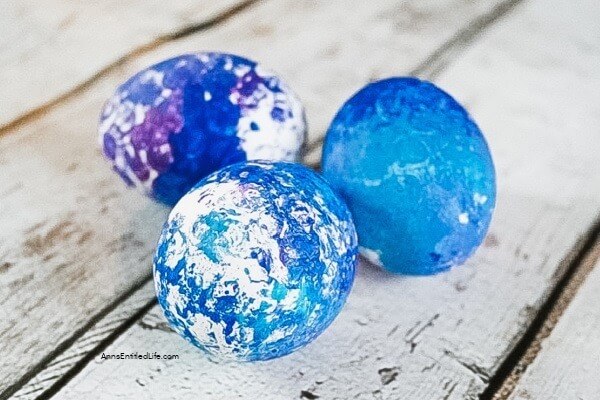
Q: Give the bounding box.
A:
[360,246,383,268]
[166,283,187,314]
[458,212,470,224]
[141,69,164,86]
[139,149,148,163]
[474,192,488,205]
[363,179,382,187]
[161,88,172,98]
[134,103,148,124]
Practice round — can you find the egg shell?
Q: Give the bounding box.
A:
[322,77,496,275]
[99,53,306,205]
[153,161,358,361]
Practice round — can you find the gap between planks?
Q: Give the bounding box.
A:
[481,220,600,400]
[1,0,522,396]
[15,282,157,400]
[0,0,260,137]
[4,1,527,398]
[304,0,524,164]
[45,0,600,396]
[1,279,156,400]
[0,4,259,397]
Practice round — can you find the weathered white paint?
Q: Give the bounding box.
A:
[508,253,600,400]
[51,0,600,398]
[117,0,512,163]
[0,0,247,129]
[10,281,155,400]
[0,0,510,395]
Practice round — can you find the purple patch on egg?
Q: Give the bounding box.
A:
[98,53,306,205]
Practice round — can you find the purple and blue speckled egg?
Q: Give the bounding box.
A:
[99,53,306,205]
[153,161,358,361]
[322,77,496,275]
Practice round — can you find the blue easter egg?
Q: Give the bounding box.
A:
[322,77,496,275]
[99,53,306,205]
[153,161,358,361]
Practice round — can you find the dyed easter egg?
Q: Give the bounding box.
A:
[153,161,358,361]
[322,77,496,275]
[99,53,306,205]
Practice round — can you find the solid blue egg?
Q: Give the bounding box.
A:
[322,77,496,275]
[153,161,358,361]
[99,53,306,205]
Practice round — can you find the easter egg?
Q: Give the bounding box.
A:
[153,161,358,361]
[99,53,306,205]
[322,77,496,275]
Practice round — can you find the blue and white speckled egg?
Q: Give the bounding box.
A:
[99,53,306,205]
[322,77,496,275]
[153,161,358,361]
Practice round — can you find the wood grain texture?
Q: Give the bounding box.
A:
[487,240,600,399]
[0,0,248,130]
[51,0,600,399]
[9,281,155,400]
[117,0,512,166]
[0,0,509,396]
[508,248,600,400]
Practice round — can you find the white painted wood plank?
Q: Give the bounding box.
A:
[125,0,510,161]
[0,0,508,395]
[51,0,600,398]
[508,253,600,400]
[0,0,248,129]
[10,281,155,400]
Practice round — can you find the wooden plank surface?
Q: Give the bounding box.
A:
[48,0,600,399]
[10,281,156,400]
[0,0,511,397]
[0,0,249,130]
[506,245,600,400]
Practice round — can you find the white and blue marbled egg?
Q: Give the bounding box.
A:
[153,161,358,361]
[99,53,306,205]
[322,77,496,275]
